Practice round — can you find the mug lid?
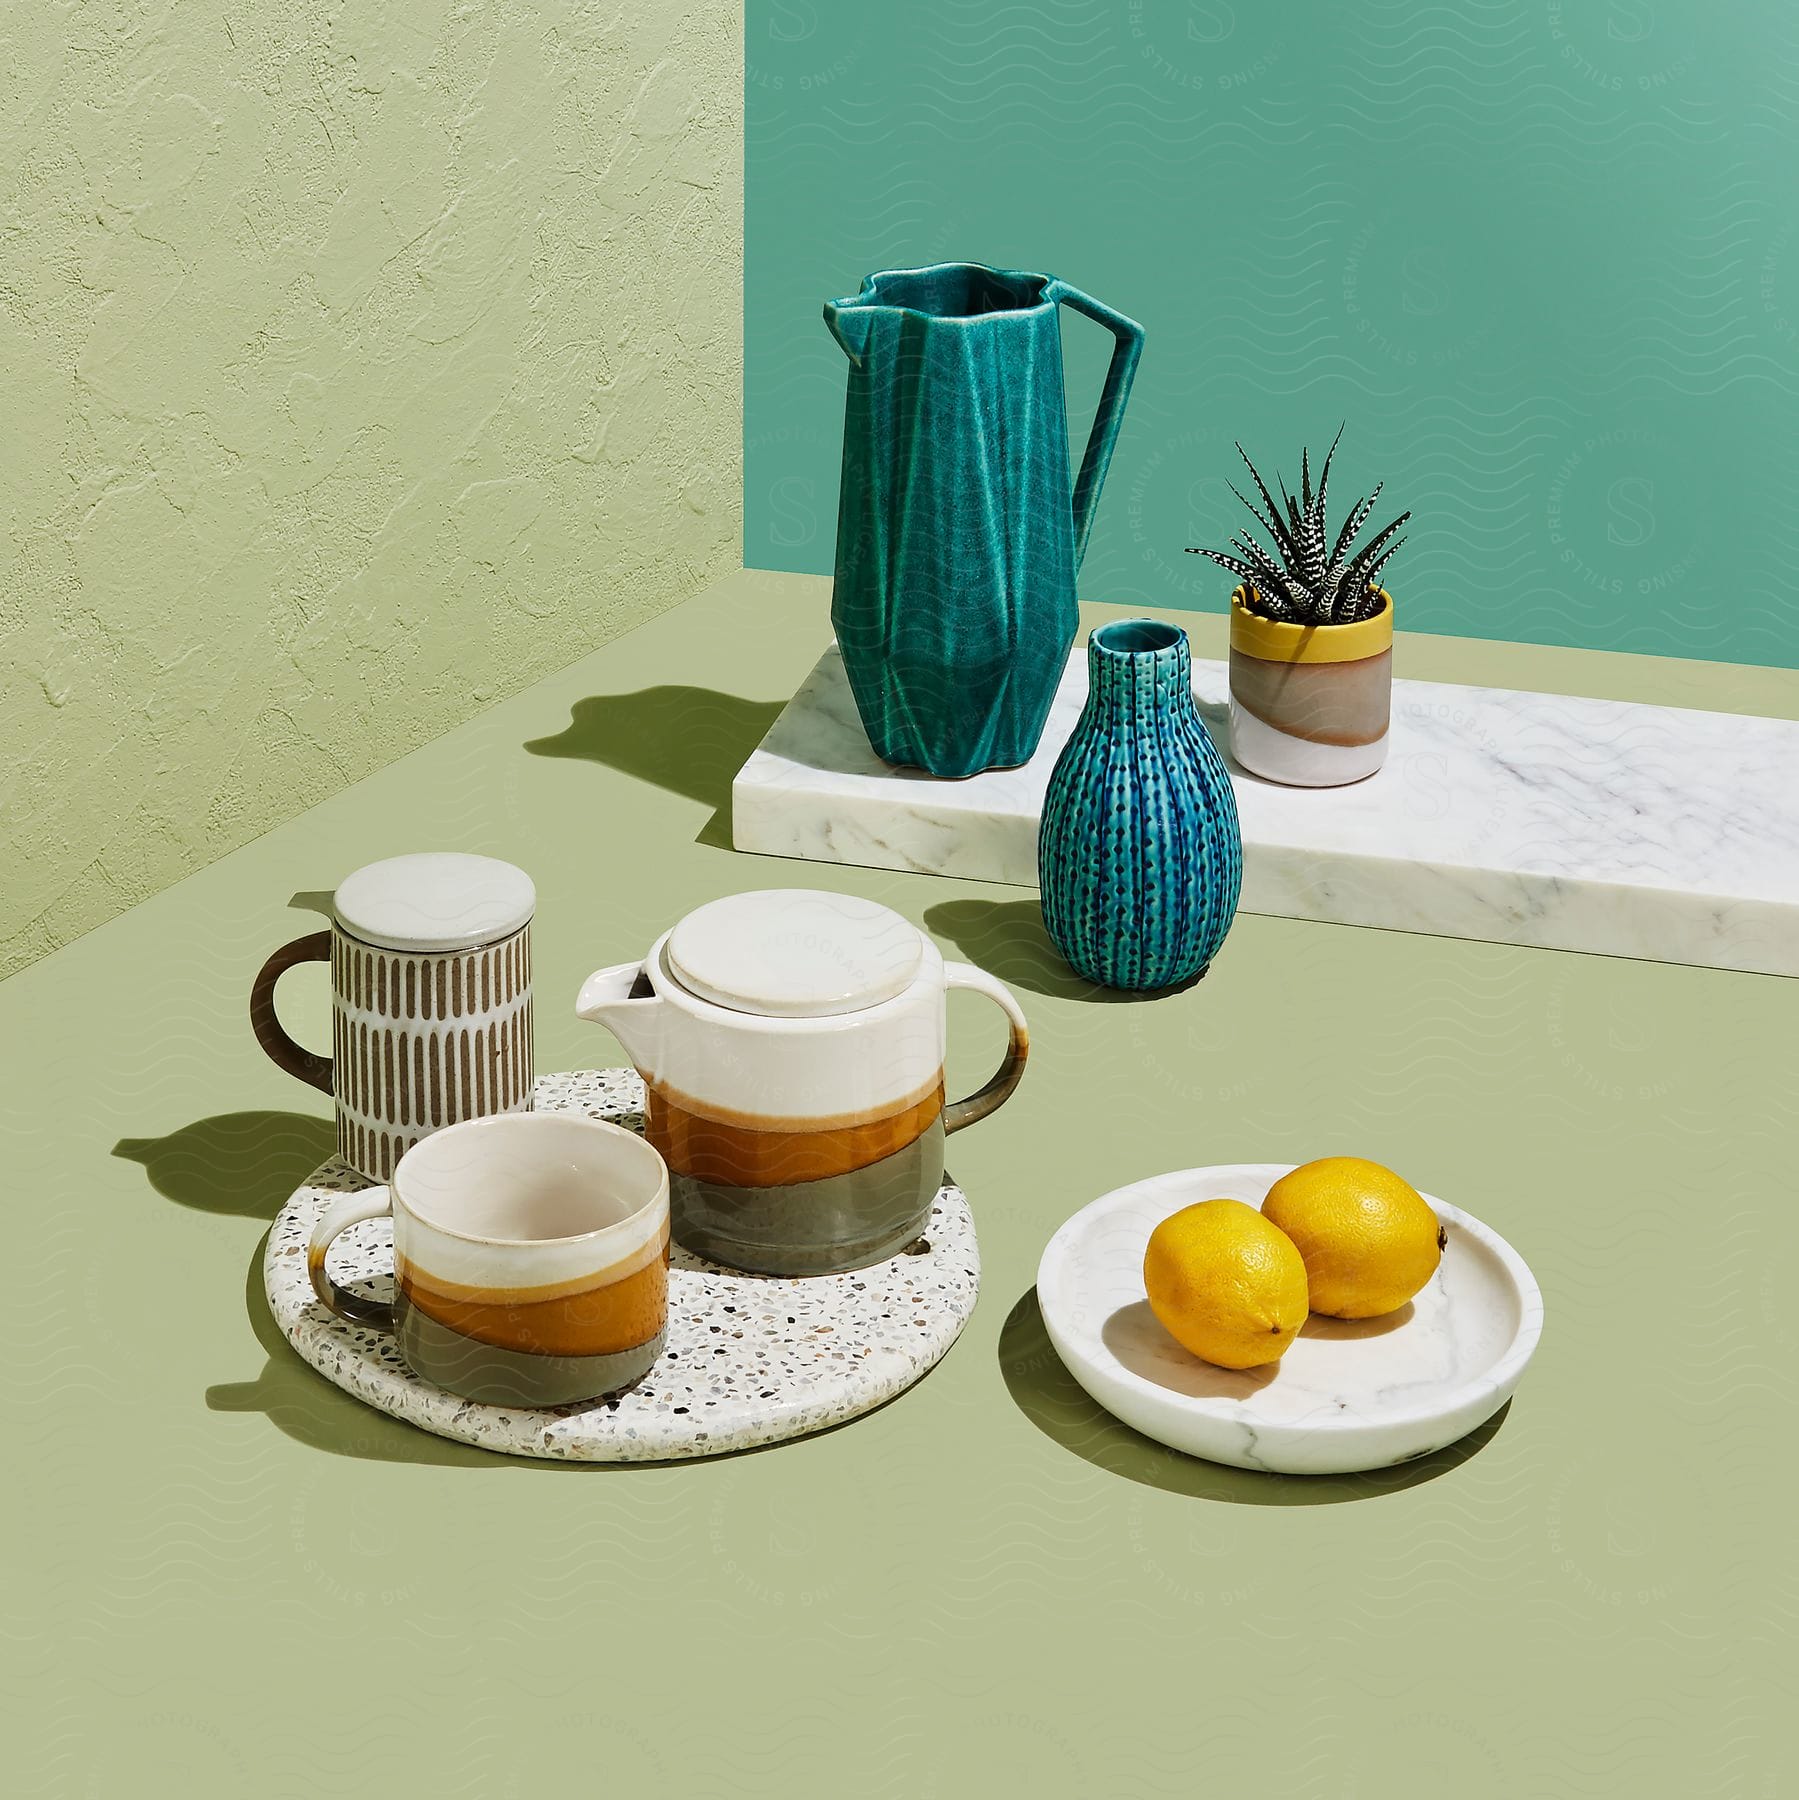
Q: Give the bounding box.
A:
[333,853,536,952]
[665,890,923,1019]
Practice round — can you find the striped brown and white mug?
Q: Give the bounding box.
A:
[307,1111,670,1405]
[250,853,535,1182]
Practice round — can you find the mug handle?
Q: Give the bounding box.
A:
[942,962,1030,1135]
[1046,279,1145,570]
[250,931,333,1094]
[308,1186,397,1332]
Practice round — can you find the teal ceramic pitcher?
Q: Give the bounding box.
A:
[824,263,1144,778]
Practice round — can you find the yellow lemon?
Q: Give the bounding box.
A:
[1142,1198,1310,1369]
[1260,1157,1446,1319]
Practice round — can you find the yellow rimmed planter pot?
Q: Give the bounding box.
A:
[1228,585,1393,786]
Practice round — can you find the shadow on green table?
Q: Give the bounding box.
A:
[524,686,784,850]
[926,898,1211,1004]
[116,1111,523,1466]
[115,1109,338,1221]
[998,1287,1508,1504]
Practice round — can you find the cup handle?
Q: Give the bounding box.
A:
[250,932,334,1094]
[307,1186,397,1332]
[942,962,1030,1135]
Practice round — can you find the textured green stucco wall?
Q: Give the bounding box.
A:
[1,2,743,978]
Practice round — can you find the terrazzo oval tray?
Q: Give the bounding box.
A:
[1038,1163,1542,1476]
[264,1070,980,1463]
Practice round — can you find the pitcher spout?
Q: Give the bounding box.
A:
[823,299,875,367]
[575,961,663,1075]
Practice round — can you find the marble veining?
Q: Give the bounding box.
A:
[265,1070,981,1463]
[1036,1163,1545,1476]
[733,642,1799,976]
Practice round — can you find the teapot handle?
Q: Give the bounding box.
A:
[1047,280,1145,569]
[942,962,1030,1135]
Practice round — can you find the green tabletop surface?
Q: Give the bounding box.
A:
[7,569,1795,1797]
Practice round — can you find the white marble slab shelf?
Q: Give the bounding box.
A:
[732,642,1799,977]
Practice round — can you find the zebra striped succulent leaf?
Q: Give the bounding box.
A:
[1186,432,1408,626]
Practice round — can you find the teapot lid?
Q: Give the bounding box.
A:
[665,890,923,1019]
[334,853,535,952]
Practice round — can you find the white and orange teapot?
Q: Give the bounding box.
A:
[577,890,1027,1275]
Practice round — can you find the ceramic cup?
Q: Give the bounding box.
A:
[251,853,536,1181]
[307,1112,671,1406]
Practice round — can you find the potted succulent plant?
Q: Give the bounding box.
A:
[1187,433,1409,786]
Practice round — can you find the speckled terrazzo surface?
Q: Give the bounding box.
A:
[264,1069,980,1462]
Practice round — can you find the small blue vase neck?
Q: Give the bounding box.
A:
[1087,619,1195,725]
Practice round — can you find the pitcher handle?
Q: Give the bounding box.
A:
[250,931,334,1094]
[1047,280,1145,569]
[941,962,1030,1135]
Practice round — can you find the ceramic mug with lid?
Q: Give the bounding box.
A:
[575,889,1028,1275]
[251,853,536,1181]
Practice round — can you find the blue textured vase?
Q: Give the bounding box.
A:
[1039,621,1243,991]
[825,263,1144,778]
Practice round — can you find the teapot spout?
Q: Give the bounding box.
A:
[575,962,662,1075]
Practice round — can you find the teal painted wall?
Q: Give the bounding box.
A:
[745,2,1798,666]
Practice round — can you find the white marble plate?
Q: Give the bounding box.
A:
[265,1070,980,1463]
[1037,1164,1542,1475]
